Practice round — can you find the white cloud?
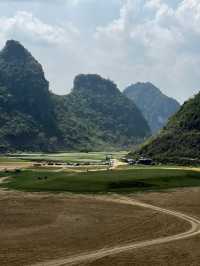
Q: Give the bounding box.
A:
[94,0,200,102]
[0,10,82,95]
[0,11,79,47]
[0,0,199,102]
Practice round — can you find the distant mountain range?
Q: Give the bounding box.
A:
[124,82,180,133]
[133,91,200,165]
[0,40,150,152]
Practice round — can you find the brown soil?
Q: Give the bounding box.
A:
[85,188,200,266]
[0,162,32,170]
[0,190,189,266]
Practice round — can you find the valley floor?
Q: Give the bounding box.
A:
[85,188,200,266]
[1,154,200,266]
[0,186,200,266]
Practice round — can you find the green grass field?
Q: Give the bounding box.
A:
[6,151,128,163]
[0,156,26,163]
[1,168,200,194]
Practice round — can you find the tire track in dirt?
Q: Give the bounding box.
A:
[0,176,9,184]
[31,195,200,266]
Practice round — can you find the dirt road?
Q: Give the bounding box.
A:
[0,176,9,184]
[31,195,200,266]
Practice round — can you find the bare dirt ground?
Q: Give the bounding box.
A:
[0,189,191,266]
[84,188,200,266]
[0,162,32,171]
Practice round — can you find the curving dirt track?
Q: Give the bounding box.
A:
[31,196,200,266]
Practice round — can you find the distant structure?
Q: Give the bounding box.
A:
[122,157,153,166]
[137,158,153,165]
[106,154,113,161]
[105,154,115,169]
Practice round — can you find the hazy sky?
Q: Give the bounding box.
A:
[0,0,200,103]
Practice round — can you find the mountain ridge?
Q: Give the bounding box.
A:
[124,82,180,133]
[0,40,150,152]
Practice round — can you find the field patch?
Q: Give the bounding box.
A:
[7,151,128,163]
[0,193,189,266]
[2,168,200,193]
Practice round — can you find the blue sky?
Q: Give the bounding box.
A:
[0,0,200,103]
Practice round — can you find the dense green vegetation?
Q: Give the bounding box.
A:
[124,82,180,133]
[56,74,150,150]
[0,40,60,152]
[2,168,200,193]
[133,91,200,165]
[0,40,150,152]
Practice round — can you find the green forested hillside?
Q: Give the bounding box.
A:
[134,92,200,164]
[55,74,150,150]
[0,41,60,152]
[0,40,150,152]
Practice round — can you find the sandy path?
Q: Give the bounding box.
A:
[0,176,9,184]
[31,195,200,266]
[0,162,32,171]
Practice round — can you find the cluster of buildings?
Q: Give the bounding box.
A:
[122,157,154,166]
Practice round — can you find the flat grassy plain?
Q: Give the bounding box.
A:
[2,168,200,193]
[7,151,128,163]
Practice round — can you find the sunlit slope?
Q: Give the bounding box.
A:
[133,92,200,164]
